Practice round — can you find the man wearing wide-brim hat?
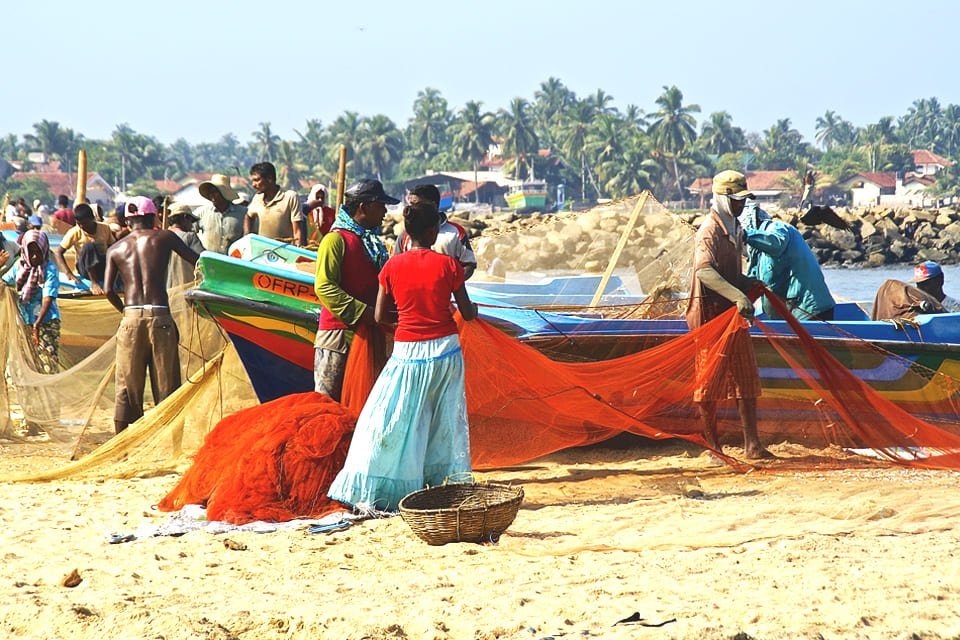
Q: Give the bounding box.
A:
[685,170,772,460]
[313,178,399,401]
[195,174,248,254]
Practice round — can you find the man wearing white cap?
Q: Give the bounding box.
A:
[104,196,201,434]
[686,170,771,460]
[195,174,248,254]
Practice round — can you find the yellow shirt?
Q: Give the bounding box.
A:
[247,189,303,241]
[60,222,115,254]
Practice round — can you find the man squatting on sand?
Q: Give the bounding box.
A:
[103,196,200,434]
[686,170,772,460]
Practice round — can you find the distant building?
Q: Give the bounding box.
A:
[687,170,795,208]
[912,149,954,176]
[842,171,937,208]
[403,170,519,207]
[10,164,117,208]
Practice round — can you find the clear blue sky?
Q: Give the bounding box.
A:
[5,0,959,145]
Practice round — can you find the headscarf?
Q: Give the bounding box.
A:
[711,194,741,242]
[330,206,389,269]
[15,230,50,305]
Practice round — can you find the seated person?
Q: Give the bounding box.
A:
[912,261,960,312]
[54,203,115,295]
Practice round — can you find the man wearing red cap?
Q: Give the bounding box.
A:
[103,196,201,434]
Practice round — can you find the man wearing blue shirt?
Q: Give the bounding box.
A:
[739,201,835,321]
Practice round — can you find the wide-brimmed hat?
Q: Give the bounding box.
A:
[911,260,943,283]
[125,195,158,217]
[344,178,400,205]
[167,202,198,221]
[712,170,754,200]
[198,174,239,203]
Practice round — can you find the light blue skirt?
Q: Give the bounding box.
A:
[327,334,471,512]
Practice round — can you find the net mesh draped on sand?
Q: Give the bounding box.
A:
[0,282,258,480]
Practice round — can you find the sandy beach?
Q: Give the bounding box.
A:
[2,438,959,640]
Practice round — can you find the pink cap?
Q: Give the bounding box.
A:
[125,196,158,217]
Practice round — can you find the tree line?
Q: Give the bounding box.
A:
[3,80,960,204]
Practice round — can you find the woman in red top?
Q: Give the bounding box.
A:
[327,202,478,512]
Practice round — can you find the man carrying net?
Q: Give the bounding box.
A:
[686,170,772,460]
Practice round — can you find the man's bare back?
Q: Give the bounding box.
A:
[104,225,199,312]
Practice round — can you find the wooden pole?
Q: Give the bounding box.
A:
[70,362,116,461]
[589,192,649,308]
[161,195,170,230]
[336,144,347,209]
[74,149,87,206]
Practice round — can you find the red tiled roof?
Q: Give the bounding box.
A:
[912,149,954,167]
[688,170,794,194]
[856,172,897,189]
[153,179,181,193]
[10,170,108,198]
[904,172,936,187]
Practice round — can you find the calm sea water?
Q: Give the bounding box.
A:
[823,265,960,302]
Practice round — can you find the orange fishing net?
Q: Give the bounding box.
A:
[157,392,354,524]
[159,290,960,524]
[462,292,960,470]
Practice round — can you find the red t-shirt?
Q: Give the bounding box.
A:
[379,249,465,342]
[53,208,75,225]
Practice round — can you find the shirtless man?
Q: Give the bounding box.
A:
[104,196,200,434]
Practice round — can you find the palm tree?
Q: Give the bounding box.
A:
[602,143,659,198]
[622,105,648,134]
[275,141,308,189]
[408,87,451,163]
[253,122,280,162]
[648,85,700,200]
[358,115,404,182]
[327,111,364,176]
[532,77,574,145]
[585,89,616,116]
[757,118,808,170]
[559,99,597,199]
[699,111,745,156]
[23,120,71,158]
[0,134,20,160]
[585,114,624,197]
[499,98,539,180]
[451,101,495,202]
[293,118,328,172]
[815,110,848,150]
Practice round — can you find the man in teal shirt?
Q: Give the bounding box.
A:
[739,201,835,321]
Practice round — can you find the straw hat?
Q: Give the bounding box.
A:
[167,202,198,221]
[198,174,239,203]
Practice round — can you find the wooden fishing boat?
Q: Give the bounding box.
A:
[504,181,548,212]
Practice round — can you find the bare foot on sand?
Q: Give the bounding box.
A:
[744,446,776,460]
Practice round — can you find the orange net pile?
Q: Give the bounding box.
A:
[159,293,960,524]
[157,393,354,524]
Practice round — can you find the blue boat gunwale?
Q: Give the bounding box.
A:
[194,250,960,351]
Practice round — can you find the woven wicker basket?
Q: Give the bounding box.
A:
[399,482,524,545]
